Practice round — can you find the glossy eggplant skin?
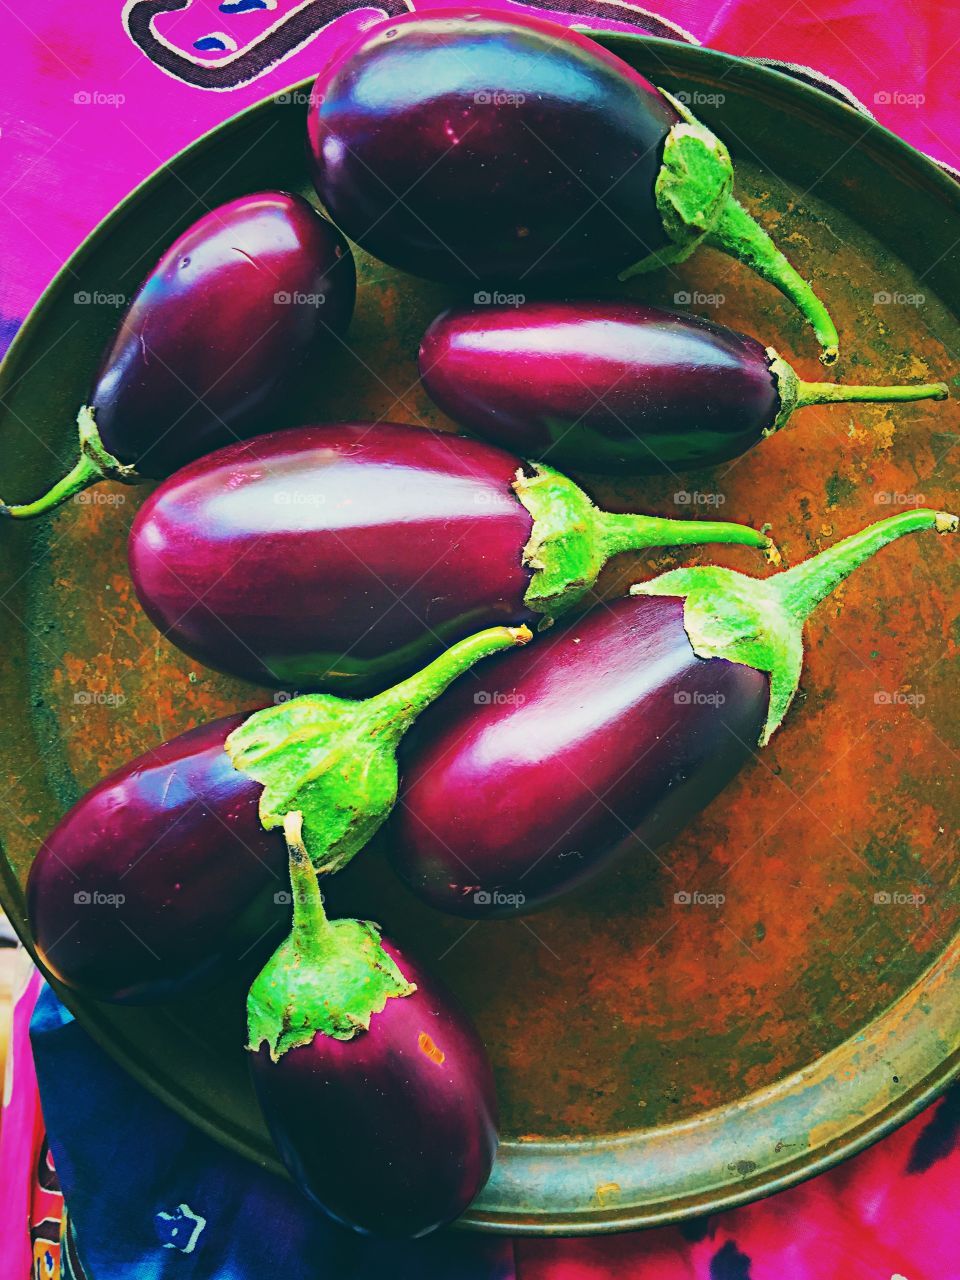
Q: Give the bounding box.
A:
[129,423,536,692]
[391,596,768,916]
[307,12,677,282]
[420,301,778,473]
[26,715,287,1003]
[92,191,355,477]
[250,938,498,1236]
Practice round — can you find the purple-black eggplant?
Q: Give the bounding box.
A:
[128,422,770,693]
[420,301,947,474]
[248,813,497,1237]
[388,510,958,916]
[1,192,355,518]
[308,10,840,361]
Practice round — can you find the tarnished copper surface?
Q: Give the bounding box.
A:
[0,37,957,1230]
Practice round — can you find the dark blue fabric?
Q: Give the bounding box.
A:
[30,985,515,1280]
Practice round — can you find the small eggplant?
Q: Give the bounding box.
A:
[420,301,948,474]
[27,625,529,1002]
[248,813,497,1237]
[1,192,355,518]
[390,510,958,916]
[308,11,840,361]
[129,422,770,693]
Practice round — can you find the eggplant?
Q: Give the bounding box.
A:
[248,813,497,1237]
[128,422,770,693]
[420,301,948,474]
[1,192,355,518]
[308,10,840,361]
[389,510,958,916]
[27,625,529,1002]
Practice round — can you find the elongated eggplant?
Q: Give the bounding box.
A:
[420,301,948,474]
[129,422,769,693]
[249,813,497,1237]
[389,510,958,917]
[27,625,529,1002]
[1,192,355,518]
[308,11,840,361]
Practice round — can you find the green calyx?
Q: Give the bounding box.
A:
[766,348,949,434]
[620,90,839,366]
[0,405,140,519]
[247,812,415,1061]
[226,624,531,874]
[513,463,770,622]
[632,509,958,746]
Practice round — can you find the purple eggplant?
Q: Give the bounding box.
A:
[308,10,840,361]
[1,192,355,519]
[389,510,958,917]
[248,813,497,1237]
[26,713,282,1003]
[420,301,948,474]
[128,422,770,693]
[27,625,530,1002]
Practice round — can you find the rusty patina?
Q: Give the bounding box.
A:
[0,35,957,1231]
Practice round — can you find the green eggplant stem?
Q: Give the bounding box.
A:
[793,378,949,409]
[633,509,958,744]
[283,811,335,959]
[617,101,839,364]
[598,512,770,558]
[773,509,959,623]
[514,463,770,620]
[0,406,136,519]
[368,623,533,733]
[705,197,840,366]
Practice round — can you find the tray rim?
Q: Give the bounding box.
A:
[0,29,958,1235]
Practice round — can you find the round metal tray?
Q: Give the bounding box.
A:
[0,33,958,1234]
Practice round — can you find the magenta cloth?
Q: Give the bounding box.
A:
[2,2,960,1276]
[0,963,45,1280]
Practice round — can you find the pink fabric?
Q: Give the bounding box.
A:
[0,962,44,1280]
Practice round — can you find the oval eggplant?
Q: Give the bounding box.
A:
[26,626,529,1002]
[308,11,839,359]
[128,422,769,692]
[2,191,355,518]
[249,816,497,1237]
[391,510,958,916]
[26,714,285,1003]
[420,301,948,474]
